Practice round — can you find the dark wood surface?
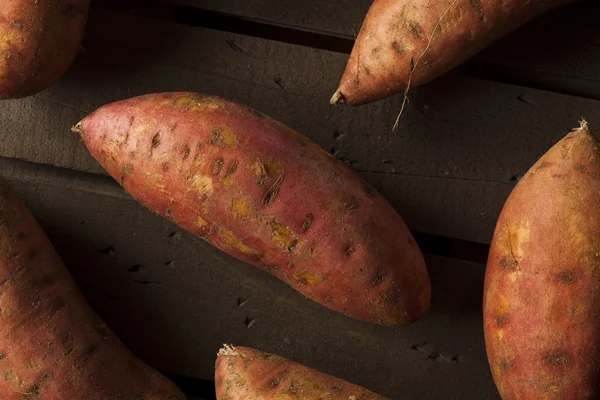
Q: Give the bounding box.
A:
[2,0,599,398]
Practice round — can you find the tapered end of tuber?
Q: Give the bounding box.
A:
[330,89,346,105]
[577,119,589,132]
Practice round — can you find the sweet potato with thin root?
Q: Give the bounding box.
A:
[332,0,577,106]
[483,121,600,399]
[215,345,388,399]
[0,0,89,99]
[74,92,430,326]
[0,177,185,399]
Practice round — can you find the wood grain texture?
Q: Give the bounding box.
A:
[2,157,499,399]
[2,7,598,243]
[156,0,599,97]
[163,0,371,38]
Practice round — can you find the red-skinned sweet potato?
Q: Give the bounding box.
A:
[0,177,185,399]
[483,122,600,399]
[0,0,89,99]
[73,92,431,326]
[331,0,577,106]
[215,345,387,399]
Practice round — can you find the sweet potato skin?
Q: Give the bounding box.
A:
[75,92,430,326]
[0,0,89,99]
[483,123,600,399]
[215,345,388,399]
[0,178,185,399]
[333,0,577,105]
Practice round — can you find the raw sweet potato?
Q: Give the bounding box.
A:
[73,92,430,326]
[331,0,577,106]
[215,345,387,399]
[483,121,600,399]
[0,0,89,99]
[0,177,185,399]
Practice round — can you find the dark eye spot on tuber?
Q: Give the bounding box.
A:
[544,352,571,366]
[558,270,576,283]
[287,239,299,253]
[166,208,173,217]
[263,174,284,205]
[326,296,334,302]
[151,132,161,149]
[392,41,404,53]
[499,256,517,272]
[0,353,5,360]
[496,315,508,327]
[499,360,515,372]
[162,162,170,172]
[373,271,386,285]
[268,377,282,389]
[182,146,191,160]
[408,21,424,38]
[345,198,359,212]
[302,214,313,233]
[213,158,224,176]
[225,160,239,176]
[345,246,355,257]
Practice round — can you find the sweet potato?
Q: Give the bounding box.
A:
[0,177,185,399]
[73,92,430,326]
[483,121,600,399]
[331,0,577,106]
[215,345,387,399]
[0,0,89,99]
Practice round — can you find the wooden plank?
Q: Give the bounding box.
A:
[3,157,499,399]
[3,7,598,243]
[156,0,600,96]
[163,0,371,38]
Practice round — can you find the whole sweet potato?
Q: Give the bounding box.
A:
[483,122,600,399]
[74,92,430,326]
[0,0,89,99]
[332,0,577,106]
[0,177,185,399]
[215,345,387,399]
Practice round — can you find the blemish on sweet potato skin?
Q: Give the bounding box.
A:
[77,92,430,326]
[484,123,600,399]
[0,178,186,399]
[0,0,91,99]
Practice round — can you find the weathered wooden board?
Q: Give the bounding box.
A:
[2,156,499,399]
[163,0,371,38]
[3,7,598,244]
[160,0,600,96]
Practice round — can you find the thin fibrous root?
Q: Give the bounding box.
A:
[218,344,238,357]
[71,122,82,134]
[393,0,461,130]
[577,119,589,132]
